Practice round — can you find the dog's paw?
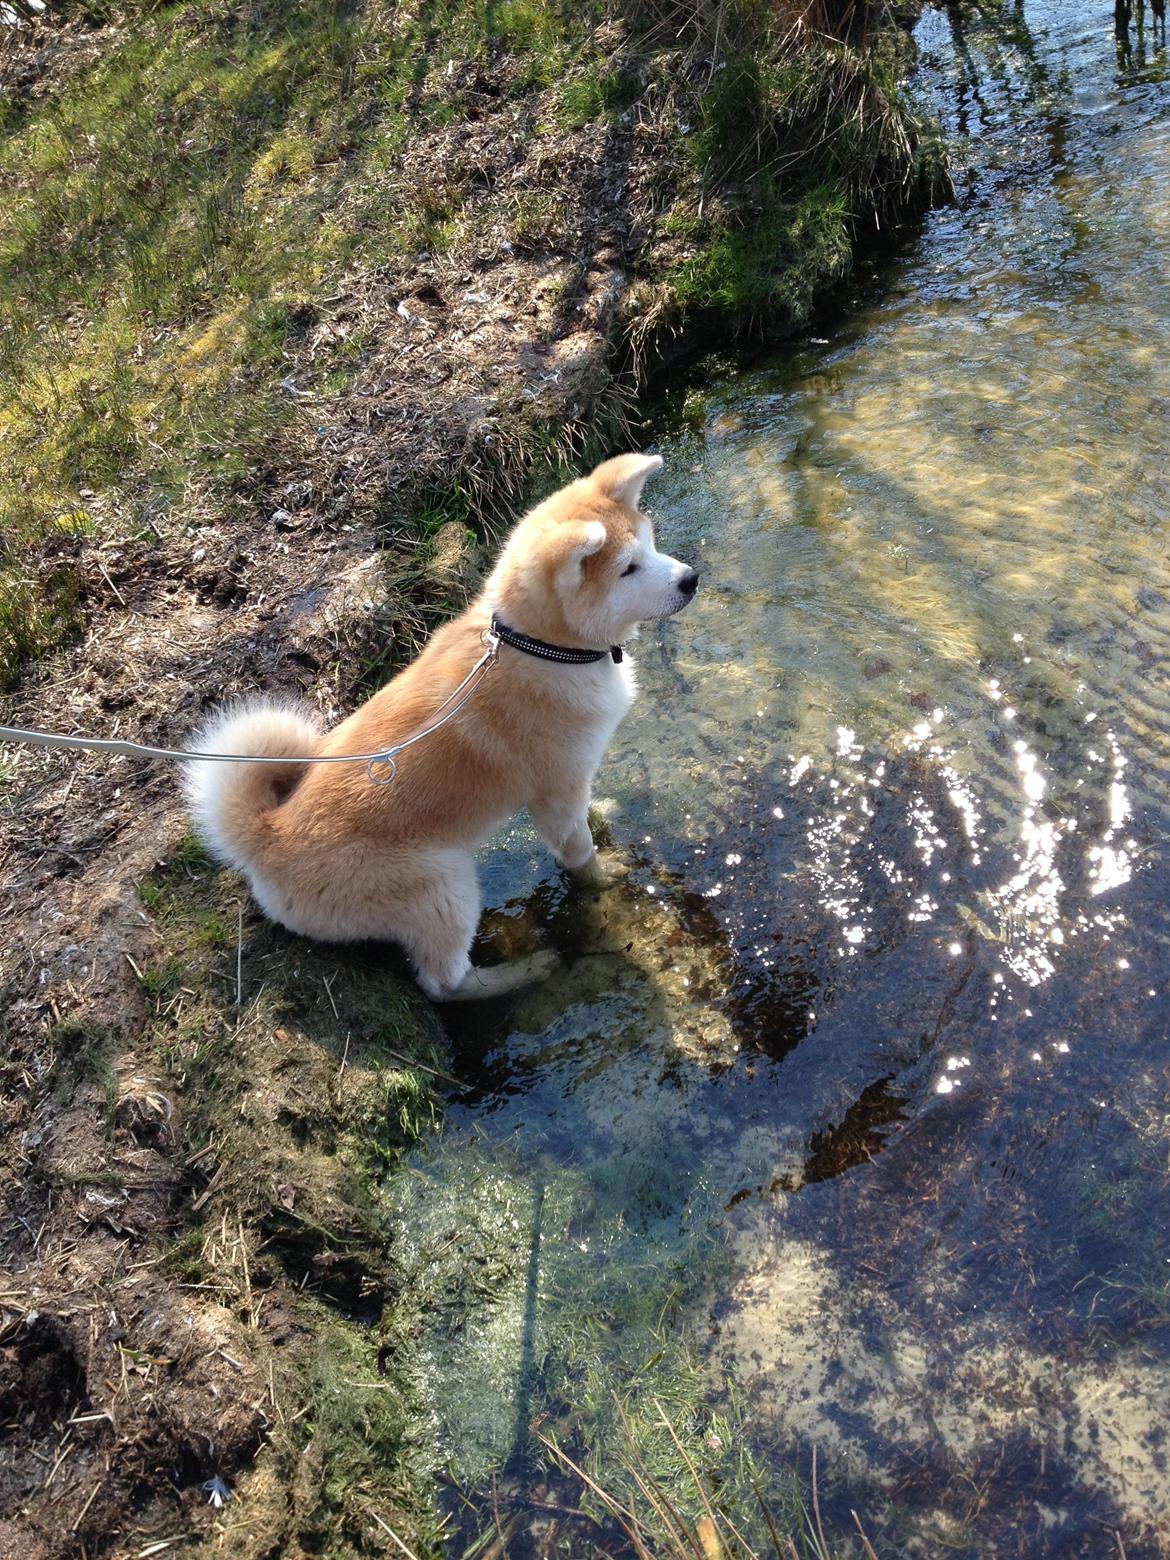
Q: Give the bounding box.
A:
[506,947,563,987]
[441,948,563,1002]
[569,849,629,892]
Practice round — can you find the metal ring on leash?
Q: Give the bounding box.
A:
[366,753,399,786]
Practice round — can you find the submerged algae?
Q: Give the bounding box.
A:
[388,1121,807,1554]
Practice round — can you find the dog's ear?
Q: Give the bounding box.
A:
[589,452,663,510]
[563,519,608,559]
[554,520,607,590]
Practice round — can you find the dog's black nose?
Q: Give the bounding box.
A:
[679,569,700,597]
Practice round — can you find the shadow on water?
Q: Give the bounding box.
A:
[393,2,1170,1554]
[1115,0,1170,74]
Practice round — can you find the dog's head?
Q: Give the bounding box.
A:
[489,453,698,649]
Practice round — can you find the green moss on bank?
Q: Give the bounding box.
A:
[657,0,941,320]
[133,834,451,1552]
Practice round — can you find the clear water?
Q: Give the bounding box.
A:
[392,5,1170,1553]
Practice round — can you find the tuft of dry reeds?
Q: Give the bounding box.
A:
[537,1396,881,1559]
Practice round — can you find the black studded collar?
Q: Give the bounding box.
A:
[490,614,623,665]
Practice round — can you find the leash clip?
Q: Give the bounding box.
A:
[366,752,399,787]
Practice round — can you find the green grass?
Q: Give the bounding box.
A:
[300,1319,450,1557]
[0,0,610,689]
[671,179,853,320]
[0,562,85,692]
[136,955,186,1011]
[664,9,941,324]
[50,1019,117,1114]
[558,63,641,128]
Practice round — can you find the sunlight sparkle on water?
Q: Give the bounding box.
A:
[1089,733,1133,897]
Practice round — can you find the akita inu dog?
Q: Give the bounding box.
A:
[184,453,698,999]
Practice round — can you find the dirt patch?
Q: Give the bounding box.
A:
[1,813,455,1554]
[0,12,114,103]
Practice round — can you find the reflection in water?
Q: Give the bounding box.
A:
[396,2,1170,1553]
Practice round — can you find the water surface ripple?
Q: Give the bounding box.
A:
[399,4,1170,1552]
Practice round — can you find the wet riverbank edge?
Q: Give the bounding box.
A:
[0,3,944,1555]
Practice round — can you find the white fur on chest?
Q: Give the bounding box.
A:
[503,651,636,786]
[580,654,636,764]
[517,650,635,721]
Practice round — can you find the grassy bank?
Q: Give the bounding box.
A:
[0,2,942,1555]
[0,0,941,690]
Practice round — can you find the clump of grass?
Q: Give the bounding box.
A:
[299,1319,449,1556]
[136,956,186,1014]
[540,1404,878,1560]
[50,1019,116,1111]
[169,827,213,876]
[558,63,641,128]
[657,0,944,328]
[0,560,84,693]
[671,179,852,320]
[398,177,467,254]
[508,187,573,254]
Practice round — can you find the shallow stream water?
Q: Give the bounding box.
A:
[393,5,1170,1553]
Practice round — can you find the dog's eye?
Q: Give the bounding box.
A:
[621,561,639,577]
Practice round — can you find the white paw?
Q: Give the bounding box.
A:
[568,849,629,891]
[439,948,563,1002]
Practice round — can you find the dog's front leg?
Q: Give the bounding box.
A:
[531,787,595,871]
[530,788,626,888]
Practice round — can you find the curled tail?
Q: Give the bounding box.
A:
[183,700,322,873]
